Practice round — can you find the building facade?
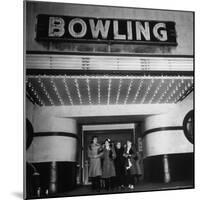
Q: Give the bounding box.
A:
[25,1,194,199]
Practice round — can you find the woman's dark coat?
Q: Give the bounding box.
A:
[114,147,125,176]
[135,151,142,175]
[123,146,137,175]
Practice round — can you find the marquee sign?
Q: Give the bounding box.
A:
[36,14,177,45]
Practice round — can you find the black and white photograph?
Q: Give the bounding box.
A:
[24,1,194,199]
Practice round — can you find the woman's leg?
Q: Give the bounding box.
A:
[91,177,95,190]
[113,175,119,188]
[115,165,120,187]
[105,178,109,191]
[119,174,125,187]
[96,176,101,192]
[134,175,138,184]
[125,170,131,187]
[110,177,115,190]
[130,175,135,187]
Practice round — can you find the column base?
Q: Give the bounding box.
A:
[26,161,77,198]
[143,153,194,183]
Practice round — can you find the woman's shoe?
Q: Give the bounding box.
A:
[130,185,134,190]
[120,185,125,190]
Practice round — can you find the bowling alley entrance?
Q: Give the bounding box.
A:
[81,123,142,185]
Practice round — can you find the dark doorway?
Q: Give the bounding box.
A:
[82,128,134,185]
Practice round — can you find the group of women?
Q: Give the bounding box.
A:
[88,136,142,192]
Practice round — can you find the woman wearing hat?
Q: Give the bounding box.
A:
[102,138,116,191]
[114,141,126,189]
[123,140,137,190]
[88,136,103,191]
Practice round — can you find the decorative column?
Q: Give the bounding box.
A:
[27,116,78,194]
[143,105,193,183]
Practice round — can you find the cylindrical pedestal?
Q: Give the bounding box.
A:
[27,117,78,195]
[143,108,193,183]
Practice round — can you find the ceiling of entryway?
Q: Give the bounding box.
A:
[26,74,193,106]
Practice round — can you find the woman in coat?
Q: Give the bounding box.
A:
[114,141,125,189]
[123,140,137,190]
[88,136,103,191]
[102,138,116,191]
[135,151,143,183]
